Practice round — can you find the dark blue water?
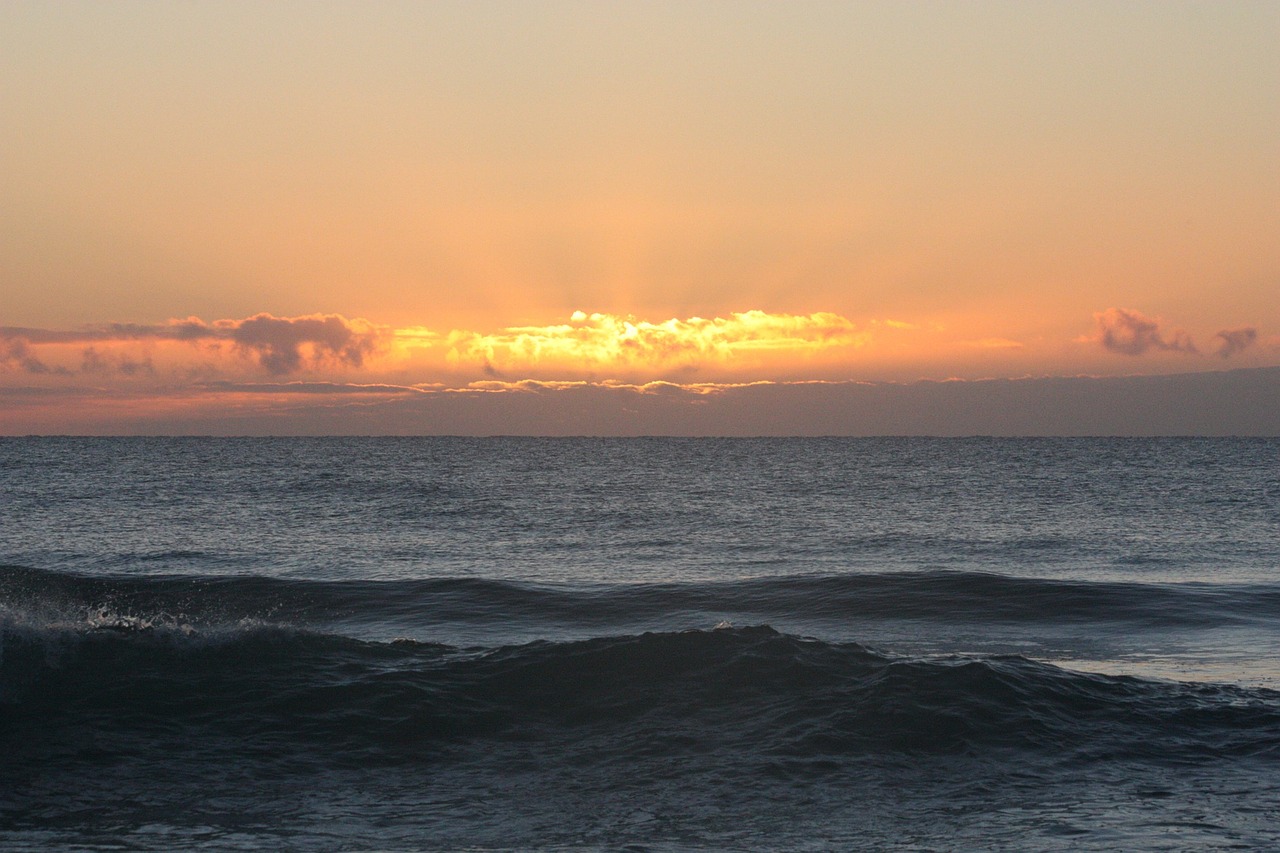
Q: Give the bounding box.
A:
[2,437,1279,850]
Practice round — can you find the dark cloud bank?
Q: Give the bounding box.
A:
[39,367,1280,436]
[0,314,379,376]
[1215,328,1258,359]
[1094,308,1259,360]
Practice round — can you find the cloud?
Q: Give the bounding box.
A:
[10,367,1280,437]
[0,338,68,375]
[446,310,864,372]
[393,327,441,345]
[1094,308,1197,356]
[2,309,863,380]
[80,347,155,377]
[0,313,385,375]
[0,320,214,345]
[1214,327,1257,359]
[463,378,770,396]
[196,381,427,395]
[226,314,381,374]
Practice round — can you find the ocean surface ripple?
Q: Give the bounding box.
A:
[3,437,1280,850]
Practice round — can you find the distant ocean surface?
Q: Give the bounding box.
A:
[2,436,1279,851]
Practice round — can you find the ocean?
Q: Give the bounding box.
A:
[2,436,1278,850]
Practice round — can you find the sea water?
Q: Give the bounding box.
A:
[1,437,1278,850]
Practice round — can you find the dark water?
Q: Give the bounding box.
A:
[2,437,1279,850]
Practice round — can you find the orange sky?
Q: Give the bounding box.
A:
[2,2,1278,433]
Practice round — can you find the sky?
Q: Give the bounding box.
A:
[2,1,1278,434]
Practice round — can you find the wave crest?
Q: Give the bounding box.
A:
[4,618,1278,770]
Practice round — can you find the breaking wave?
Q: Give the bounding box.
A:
[4,569,1279,773]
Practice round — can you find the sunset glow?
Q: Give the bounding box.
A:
[2,1,1277,433]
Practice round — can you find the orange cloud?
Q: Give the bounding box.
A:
[437,310,864,374]
[464,378,775,396]
[195,381,430,395]
[0,337,66,375]
[5,309,879,383]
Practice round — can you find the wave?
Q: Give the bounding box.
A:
[5,564,1280,779]
[4,564,1278,642]
[3,615,1279,774]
